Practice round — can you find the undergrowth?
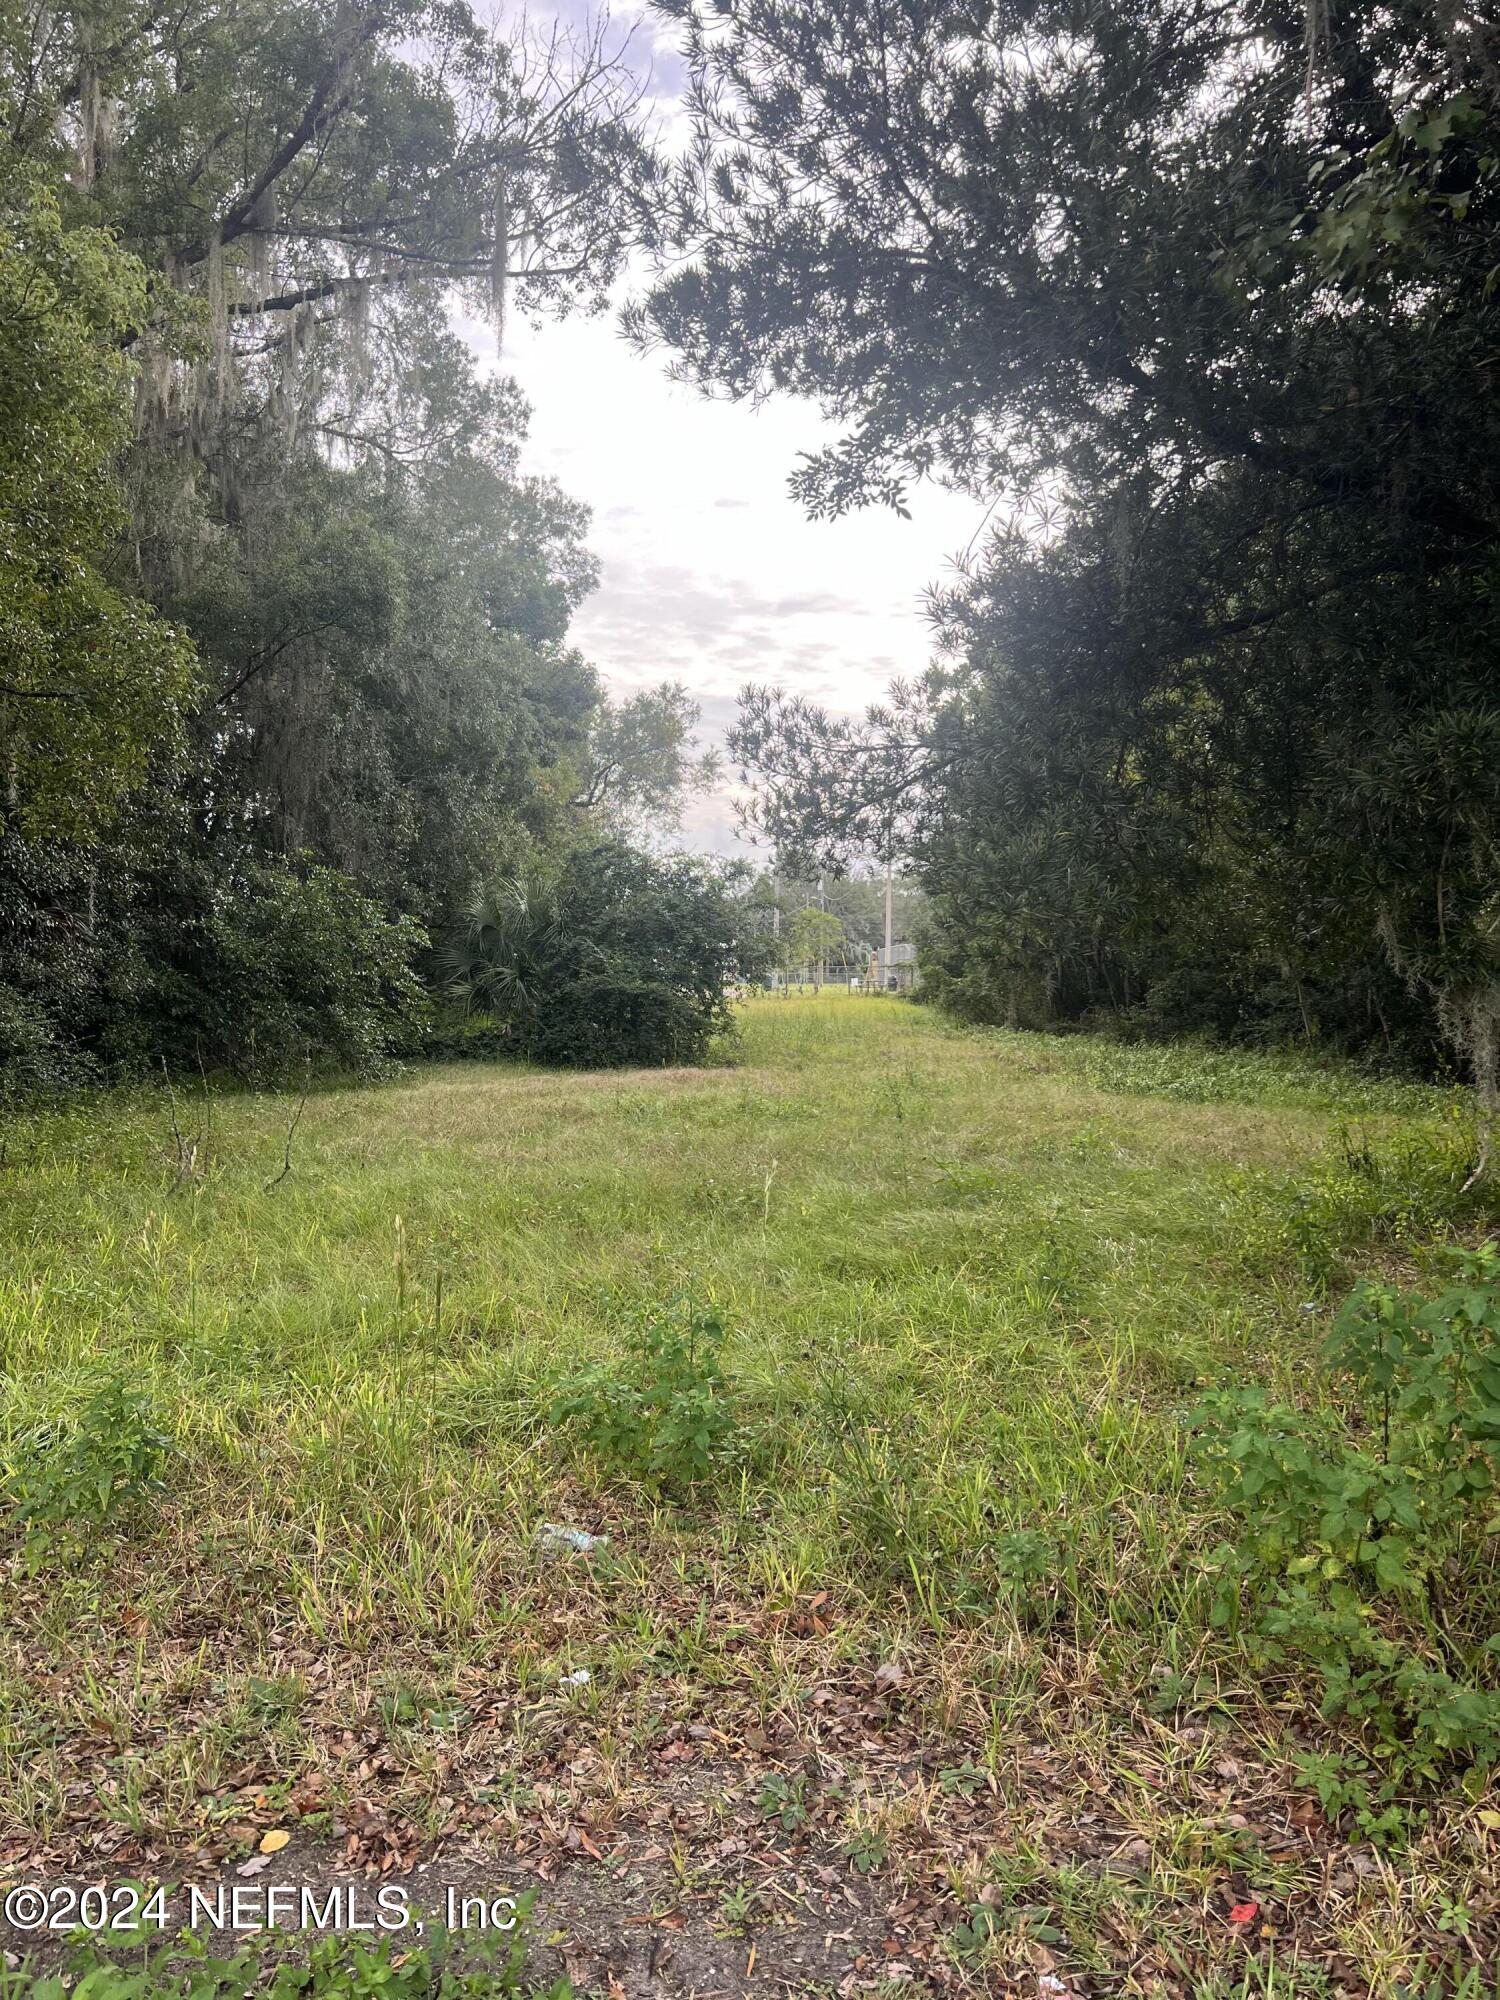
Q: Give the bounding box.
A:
[1196,1243,1500,1839]
[1,995,1497,1984]
[0,1926,563,2000]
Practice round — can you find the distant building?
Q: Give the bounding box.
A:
[869,941,918,992]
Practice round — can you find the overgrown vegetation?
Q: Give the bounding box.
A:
[2,997,1497,1987]
[5,0,1500,1989]
[680,3,1500,1147]
[0,1922,559,2000]
[1196,1245,1500,1836]
[551,1294,740,1488]
[445,844,758,1069]
[6,1379,173,1573]
[0,0,750,1085]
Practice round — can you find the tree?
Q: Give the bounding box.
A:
[445,842,762,1067]
[788,906,845,989]
[0,163,194,839]
[174,423,600,920]
[0,0,659,1082]
[641,0,1500,1163]
[571,682,721,843]
[11,1,654,386]
[141,860,428,1078]
[443,870,579,1024]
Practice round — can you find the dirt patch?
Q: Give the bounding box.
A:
[1,1820,965,1997]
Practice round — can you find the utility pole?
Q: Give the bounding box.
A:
[883,842,894,987]
[772,866,782,996]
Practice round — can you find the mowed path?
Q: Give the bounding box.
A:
[0,998,1484,1992]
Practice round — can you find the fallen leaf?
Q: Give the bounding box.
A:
[259,1829,292,1854]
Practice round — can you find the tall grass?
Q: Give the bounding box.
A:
[0,994,1493,1986]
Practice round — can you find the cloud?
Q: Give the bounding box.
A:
[454,262,981,855]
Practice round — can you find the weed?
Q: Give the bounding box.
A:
[715,1882,759,1935]
[937,1761,989,1797]
[378,1687,471,1732]
[1270,1119,1483,1285]
[1195,1243,1500,1819]
[0,1918,562,2000]
[821,1397,944,1588]
[2,995,1496,1979]
[841,1823,889,1874]
[550,1293,738,1491]
[6,1379,172,1571]
[757,1770,810,1832]
[945,1900,999,1963]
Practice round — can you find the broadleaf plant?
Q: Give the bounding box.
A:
[1194,1243,1500,1816]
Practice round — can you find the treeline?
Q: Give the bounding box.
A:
[0,0,751,1085]
[663,3,1499,1156]
[8,2,1499,1127]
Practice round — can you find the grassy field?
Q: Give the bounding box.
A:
[1,994,1496,1996]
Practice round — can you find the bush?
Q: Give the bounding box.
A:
[526,970,711,1069]
[421,1012,515,1063]
[0,829,109,1095]
[550,1296,739,1490]
[1194,1243,1500,1817]
[446,841,756,1068]
[0,985,86,1099]
[148,861,428,1080]
[6,1379,173,1570]
[0,829,428,1087]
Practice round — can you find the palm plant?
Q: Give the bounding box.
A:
[443,873,591,1023]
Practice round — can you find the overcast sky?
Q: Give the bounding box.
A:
[456,10,982,857]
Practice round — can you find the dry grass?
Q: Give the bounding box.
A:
[0,995,1495,1994]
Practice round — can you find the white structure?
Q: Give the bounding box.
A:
[869,941,918,992]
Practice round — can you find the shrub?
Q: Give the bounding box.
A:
[7,1379,173,1570]
[550,1295,739,1490]
[148,861,428,1080]
[1194,1243,1500,1812]
[525,970,715,1070]
[0,985,85,1098]
[0,825,430,1089]
[0,830,108,1096]
[445,841,760,1068]
[421,1012,515,1063]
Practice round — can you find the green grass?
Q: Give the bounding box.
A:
[0,994,1495,1992]
[0,1926,562,2000]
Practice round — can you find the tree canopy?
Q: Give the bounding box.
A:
[4,0,1499,1112]
[0,162,194,838]
[0,0,732,1082]
[637,0,1500,1164]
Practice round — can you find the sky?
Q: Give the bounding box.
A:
[455,10,983,857]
